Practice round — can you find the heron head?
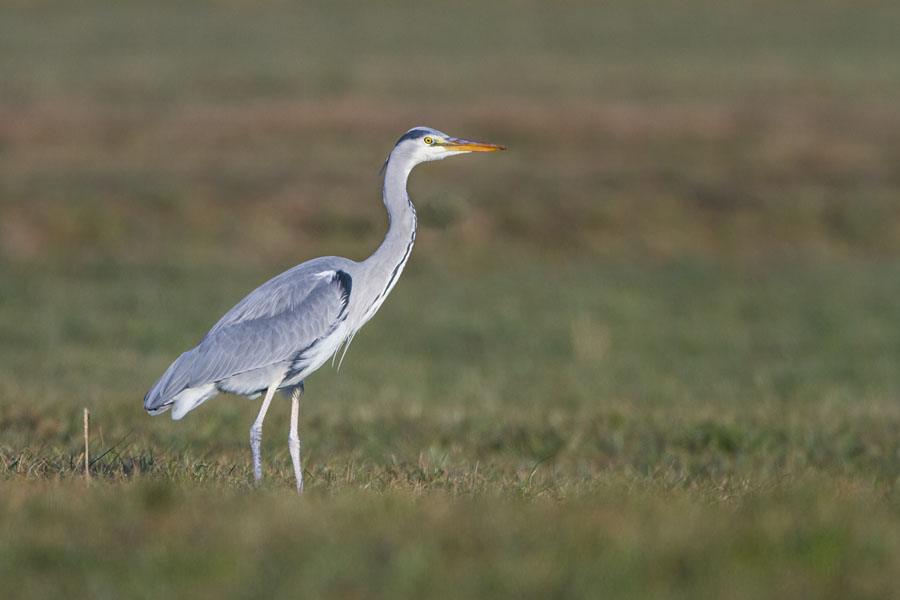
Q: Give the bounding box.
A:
[388,127,504,167]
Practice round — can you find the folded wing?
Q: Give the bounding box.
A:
[144,260,353,413]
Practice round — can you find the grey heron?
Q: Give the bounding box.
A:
[144,127,504,492]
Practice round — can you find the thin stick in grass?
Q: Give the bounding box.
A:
[84,408,90,483]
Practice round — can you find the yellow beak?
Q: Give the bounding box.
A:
[442,137,505,152]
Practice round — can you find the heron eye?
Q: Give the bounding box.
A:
[423,137,433,145]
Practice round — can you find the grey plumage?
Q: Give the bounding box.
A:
[145,258,353,415]
[143,127,504,492]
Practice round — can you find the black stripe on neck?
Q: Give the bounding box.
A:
[368,213,417,313]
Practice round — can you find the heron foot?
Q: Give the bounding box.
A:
[249,379,281,487]
[250,424,263,485]
[288,433,303,494]
[289,383,304,494]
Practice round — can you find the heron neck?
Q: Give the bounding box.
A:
[365,154,418,277]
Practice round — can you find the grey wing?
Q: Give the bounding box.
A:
[144,259,353,411]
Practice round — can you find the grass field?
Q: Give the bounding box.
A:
[3,1,900,598]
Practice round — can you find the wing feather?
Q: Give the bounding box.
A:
[189,268,351,385]
[144,258,353,411]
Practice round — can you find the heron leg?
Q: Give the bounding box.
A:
[288,382,304,494]
[250,379,280,486]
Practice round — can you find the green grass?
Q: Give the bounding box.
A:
[3,1,900,598]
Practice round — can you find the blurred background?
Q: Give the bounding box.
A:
[4,0,900,428]
[3,1,900,597]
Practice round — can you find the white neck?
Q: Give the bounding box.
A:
[357,151,418,322]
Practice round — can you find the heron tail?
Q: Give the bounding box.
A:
[143,350,194,415]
